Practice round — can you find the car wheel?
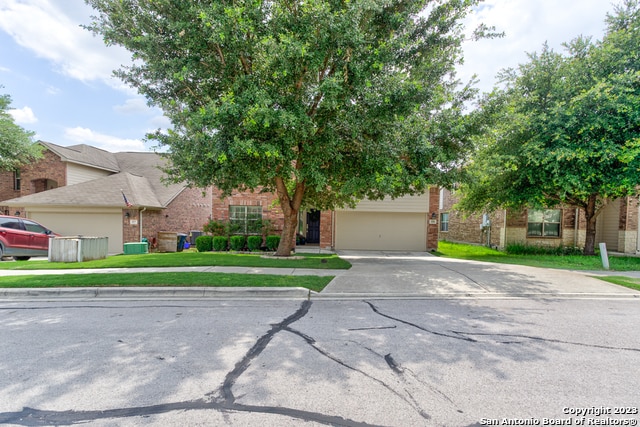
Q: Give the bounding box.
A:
[13,256,31,261]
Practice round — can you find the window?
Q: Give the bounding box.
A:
[22,219,48,234]
[229,205,263,234]
[13,170,21,191]
[527,209,561,237]
[0,218,22,230]
[440,212,449,232]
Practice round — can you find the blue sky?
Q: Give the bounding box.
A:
[0,0,617,153]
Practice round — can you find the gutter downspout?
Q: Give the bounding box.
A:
[139,207,146,242]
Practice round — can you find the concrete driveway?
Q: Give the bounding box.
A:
[321,251,640,299]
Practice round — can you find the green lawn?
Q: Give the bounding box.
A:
[434,241,640,271]
[0,251,351,270]
[0,251,344,290]
[0,272,332,292]
[594,276,640,292]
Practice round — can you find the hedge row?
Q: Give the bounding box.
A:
[195,235,281,252]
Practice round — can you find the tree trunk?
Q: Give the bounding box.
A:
[274,177,305,257]
[277,210,298,256]
[583,194,598,256]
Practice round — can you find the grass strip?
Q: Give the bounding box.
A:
[0,273,334,293]
[593,276,640,292]
[0,252,351,271]
[435,241,640,271]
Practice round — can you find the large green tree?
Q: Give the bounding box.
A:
[0,89,42,172]
[86,0,485,255]
[458,0,640,255]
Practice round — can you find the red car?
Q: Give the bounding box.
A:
[0,215,57,261]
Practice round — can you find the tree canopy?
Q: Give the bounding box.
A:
[86,0,485,255]
[0,89,42,172]
[457,0,640,255]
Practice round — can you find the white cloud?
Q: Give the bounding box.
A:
[46,85,61,96]
[149,114,172,129]
[0,0,131,87]
[460,0,615,93]
[114,98,151,115]
[9,106,38,124]
[64,127,145,152]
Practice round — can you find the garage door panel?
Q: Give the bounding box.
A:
[29,212,122,254]
[335,212,426,251]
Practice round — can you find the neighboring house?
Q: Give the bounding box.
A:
[0,141,212,254]
[1,141,441,254]
[438,188,640,254]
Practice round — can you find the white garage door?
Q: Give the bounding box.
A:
[335,211,427,251]
[29,211,123,254]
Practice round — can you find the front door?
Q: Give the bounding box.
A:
[306,210,321,244]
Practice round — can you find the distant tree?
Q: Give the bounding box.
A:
[458,0,640,255]
[86,0,490,255]
[0,88,42,172]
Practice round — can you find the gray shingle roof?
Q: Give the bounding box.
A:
[40,141,120,172]
[3,143,187,209]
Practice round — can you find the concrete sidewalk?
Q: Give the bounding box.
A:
[1,250,639,300]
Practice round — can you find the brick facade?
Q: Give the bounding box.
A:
[318,210,333,249]
[427,186,440,250]
[0,150,65,215]
[121,187,213,246]
[211,188,285,232]
[439,188,505,248]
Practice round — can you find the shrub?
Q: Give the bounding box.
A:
[195,235,213,252]
[260,219,275,236]
[247,235,262,251]
[203,220,226,236]
[213,236,228,251]
[230,235,246,251]
[266,235,281,251]
[506,243,583,256]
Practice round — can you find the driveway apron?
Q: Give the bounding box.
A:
[321,250,640,298]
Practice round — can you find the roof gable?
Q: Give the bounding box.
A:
[39,140,120,173]
[5,148,188,209]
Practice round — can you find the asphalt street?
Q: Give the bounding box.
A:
[0,297,639,427]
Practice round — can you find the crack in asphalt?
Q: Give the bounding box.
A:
[0,301,383,427]
[365,301,478,342]
[285,327,431,420]
[454,331,640,352]
[365,301,640,353]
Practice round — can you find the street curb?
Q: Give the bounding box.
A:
[314,292,640,300]
[1,288,639,301]
[0,287,313,300]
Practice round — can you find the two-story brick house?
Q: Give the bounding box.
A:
[1,141,441,254]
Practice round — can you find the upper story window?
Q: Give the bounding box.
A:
[229,205,263,234]
[527,209,561,237]
[13,170,20,191]
[440,212,449,232]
